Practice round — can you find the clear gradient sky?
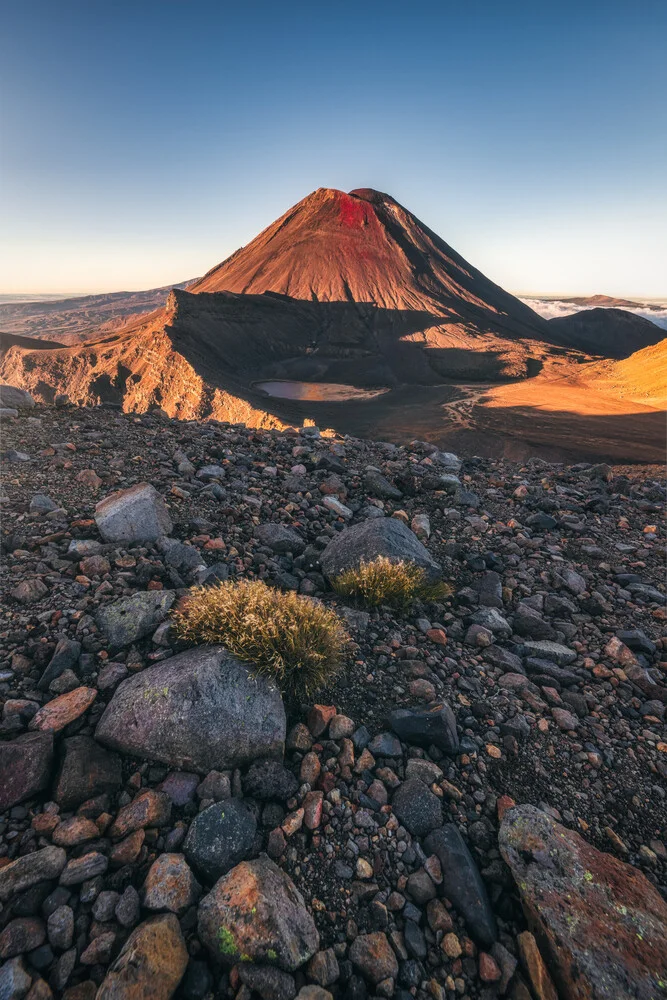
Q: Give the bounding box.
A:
[1,0,666,297]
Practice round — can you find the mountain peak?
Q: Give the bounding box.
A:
[189,186,547,342]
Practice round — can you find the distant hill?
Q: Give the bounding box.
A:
[547,307,664,359]
[0,281,192,344]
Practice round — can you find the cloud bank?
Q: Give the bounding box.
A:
[522,297,667,332]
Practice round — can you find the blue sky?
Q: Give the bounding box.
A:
[1,0,665,296]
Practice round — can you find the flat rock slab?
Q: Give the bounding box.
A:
[95,482,173,544]
[95,645,286,773]
[521,640,577,665]
[198,856,319,971]
[0,731,54,811]
[320,518,441,583]
[499,804,667,1000]
[28,686,97,733]
[95,590,175,649]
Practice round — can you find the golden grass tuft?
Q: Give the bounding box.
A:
[332,555,452,608]
[171,578,350,698]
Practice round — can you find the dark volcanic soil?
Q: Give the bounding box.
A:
[0,402,665,999]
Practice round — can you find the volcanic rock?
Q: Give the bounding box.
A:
[320,518,441,583]
[142,853,201,914]
[95,590,175,649]
[0,847,67,903]
[423,825,497,948]
[391,778,442,837]
[95,483,172,544]
[197,856,319,970]
[183,799,257,881]
[95,645,286,772]
[96,913,188,1000]
[53,735,122,809]
[0,731,54,811]
[389,703,459,753]
[499,804,667,1000]
[0,384,35,408]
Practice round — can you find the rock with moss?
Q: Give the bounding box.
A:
[198,856,319,971]
[95,645,286,773]
[499,804,667,1000]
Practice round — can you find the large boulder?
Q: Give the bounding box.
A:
[96,913,188,1000]
[423,825,497,948]
[320,518,441,584]
[95,645,286,773]
[0,731,54,811]
[0,384,35,408]
[95,591,175,649]
[198,856,319,970]
[499,804,667,1000]
[95,483,172,544]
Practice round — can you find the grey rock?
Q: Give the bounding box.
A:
[256,523,306,554]
[389,703,459,754]
[423,824,497,947]
[37,637,81,691]
[242,760,299,801]
[513,605,556,641]
[483,645,524,674]
[59,852,108,885]
[95,482,172,544]
[95,645,286,773]
[47,905,74,951]
[522,640,577,665]
[0,385,35,409]
[183,800,257,881]
[320,517,441,584]
[29,494,59,514]
[477,571,503,608]
[238,965,297,1000]
[363,469,402,500]
[95,590,175,649]
[0,731,54,811]
[469,607,511,638]
[0,956,32,1000]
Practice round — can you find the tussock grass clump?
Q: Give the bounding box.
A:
[332,555,453,608]
[171,578,350,698]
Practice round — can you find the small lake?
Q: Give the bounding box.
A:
[255,380,390,402]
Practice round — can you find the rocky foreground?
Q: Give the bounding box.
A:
[0,390,665,1000]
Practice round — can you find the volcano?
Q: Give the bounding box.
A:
[1,187,664,461]
[190,187,550,343]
